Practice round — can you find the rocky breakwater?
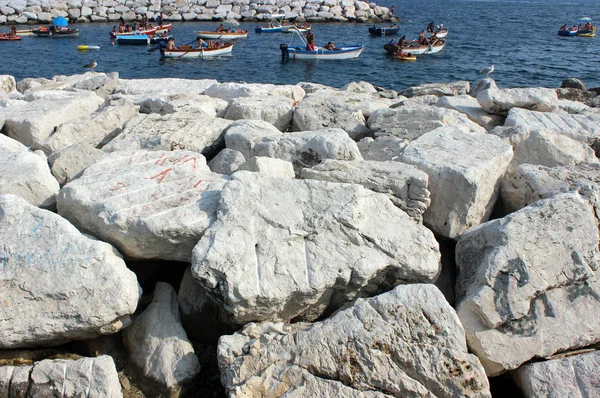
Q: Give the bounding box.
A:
[1,72,600,397]
[0,0,393,25]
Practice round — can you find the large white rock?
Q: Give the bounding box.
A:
[357,135,408,161]
[223,119,282,155]
[300,159,430,221]
[513,350,600,398]
[503,107,600,144]
[455,193,600,376]
[0,90,104,149]
[0,74,16,98]
[0,356,122,397]
[0,195,140,348]
[0,134,60,208]
[436,94,504,130]
[115,78,218,97]
[400,127,513,239]
[238,156,295,178]
[477,87,559,114]
[224,95,294,131]
[123,283,200,397]
[17,72,119,99]
[191,171,440,324]
[39,104,139,155]
[49,142,106,185]
[102,112,233,155]
[368,103,485,141]
[58,150,229,262]
[204,82,305,103]
[501,163,600,213]
[226,127,363,173]
[208,148,246,174]
[400,81,470,98]
[111,92,228,118]
[292,90,393,139]
[218,284,490,397]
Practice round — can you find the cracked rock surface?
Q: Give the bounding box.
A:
[218,284,490,398]
[191,171,440,324]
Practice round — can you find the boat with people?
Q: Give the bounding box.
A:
[116,34,171,45]
[15,28,35,36]
[281,27,362,60]
[162,42,234,58]
[32,26,80,37]
[368,25,400,37]
[255,13,285,33]
[384,39,446,55]
[198,24,248,40]
[110,24,172,38]
[281,23,311,33]
[0,32,21,41]
[558,18,596,37]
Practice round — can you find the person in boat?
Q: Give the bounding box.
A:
[388,38,397,46]
[156,14,163,26]
[398,35,406,47]
[390,5,395,15]
[324,41,335,50]
[216,24,226,32]
[282,20,288,26]
[419,30,428,45]
[166,37,177,50]
[142,14,148,29]
[11,25,16,36]
[559,24,567,31]
[305,30,315,50]
[427,21,435,33]
[571,25,578,31]
[429,32,439,45]
[196,38,208,48]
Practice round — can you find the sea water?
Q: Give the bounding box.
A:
[1,0,599,90]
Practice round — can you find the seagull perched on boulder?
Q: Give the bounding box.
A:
[83,60,97,71]
[478,64,494,77]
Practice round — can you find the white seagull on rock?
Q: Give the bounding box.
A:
[478,64,494,77]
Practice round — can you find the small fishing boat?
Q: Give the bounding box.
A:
[110,23,172,38]
[0,33,21,41]
[394,52,417,61]
[427,28,448,38]
[162,42,234,58]
[368,25,400,36]
[255,13,285,33]
[384,39,446,55]
[33,26,80,37]
[283,44,363,60]
[197,30,248,40]
[15,28,35,36]
[116,34,171,45]
[281,24,311,33]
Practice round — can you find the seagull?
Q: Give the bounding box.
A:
[83,60,97,71]
[478,64,494,77]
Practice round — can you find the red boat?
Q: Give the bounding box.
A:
[0,33,21,41]
[110,24,172,38]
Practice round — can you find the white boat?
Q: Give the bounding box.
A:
[427,29,448,38]
[281,25,311,33]
[196,30,248,40]
[285,45,363,60]
[402,40,446,55]
[162,42,234,58]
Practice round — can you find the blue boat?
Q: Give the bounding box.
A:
[557,29,578,36]
[368,26,400,37]
[255,25,282,33]
[116,34,171,45]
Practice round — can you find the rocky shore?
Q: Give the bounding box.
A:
[1,72,600,397]
[0,0,394,25]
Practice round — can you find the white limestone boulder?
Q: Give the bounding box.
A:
[0,194,140,348]
[226,127,363,173]
[208,148,246,174]
[58,150,229,262]
[558,98,593,114]
[356,135,408,161]
[238,156,295,178]
[224,95,294,131]
[0,356,122,397]
[17,72,119,99]
[477,87,559,114]
[300,159,430,221]
[292,90,393,140]
[204,82,305,103]
[513,350,600,398]
[102,112,233,156]
[501,163,600,213]
[503,107,600,144]
[48,142,106,185]
[223,119,283,155]
[0,90,104,149]
[0,135,59,208]
[123,283,200,397]
[396,94,441,107]
[0,74,16,98]
[368,103,485,141]
[137,93,229,117]
[218,284,490,397]
[455,193,600,376]
[115,78,218,97]
[39,104,139,155]
[400,127,513,239]
[342,80,378,94]
[436,94,504,130]
[400,81,470,98]
[191,171,440,324]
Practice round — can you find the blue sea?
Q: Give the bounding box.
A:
[1,0,599,91]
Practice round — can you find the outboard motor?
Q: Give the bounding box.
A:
[280,43,289,61]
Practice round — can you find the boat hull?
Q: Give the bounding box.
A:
[111,24,172,38]
[578,29,596,37]
[395,54,417,61]
[197,31,248,40]
[281,26,311,33]
[558,30,578,36]
[427,30,448,38]
[116,34,150,45]
[384,41,445,55]
[369,27,400,36]
[33,29,80,37]
[163,43,234,58]
[286,45,363,60]
[15,29,34,36]
[255,26,282,33]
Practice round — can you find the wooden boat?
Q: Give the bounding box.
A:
[15,28,35,36]
[384,40,446,55]
[284,44,363,60]
[110,24,172,38]
[197,30,248,40]
[0,32,21,41]
[33,26,80,37]
[394,52,417,61]
[255,25,282,33]
[281,25,311,33]
[558,29,578,36]
[116,34,171,45]
[368,26,400,36]
[427,28,448,38]
[162,42,234,58]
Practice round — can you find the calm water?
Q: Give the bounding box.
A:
[1,0,599,90]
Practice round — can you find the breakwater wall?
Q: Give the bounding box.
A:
[0,0,394,24]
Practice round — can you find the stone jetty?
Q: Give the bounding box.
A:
[1,72,600,397]
[0,0,394,25]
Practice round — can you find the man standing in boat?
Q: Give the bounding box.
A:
[306,30,315,50]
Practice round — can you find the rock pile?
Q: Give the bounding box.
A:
[0,0,394,25]
[1,72,600,397]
